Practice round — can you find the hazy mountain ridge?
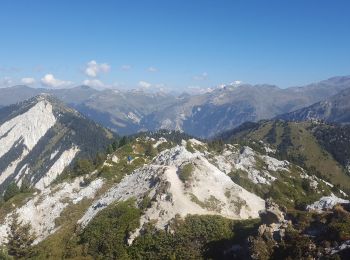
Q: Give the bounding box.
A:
[1,76,350,137]
[140,76,350,137]
[277,87,350,123]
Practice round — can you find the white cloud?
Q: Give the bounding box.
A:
[121,65,132,71]
[0,77,13,88]
[41,74,72,88]
[193,72,208,81]
[83,79,106,89]
[138,81,152,89]
[84,60,111,77]
[21,77,36,85]
[147,66,158,72]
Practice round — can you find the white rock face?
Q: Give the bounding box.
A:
[329,240,350,255]
[234,147,278,184]
[0,177,104,245]
[0,100,56,158]
[0,100,56,185]
[213,146,289,185]
[0,153,28,185]
[111,155,119,163]
[307,194,349,212]
[79,144,265,243]
[50,150,59,160]
[35,146,80,190]
[153,137,167,148]
[153,146,265,220]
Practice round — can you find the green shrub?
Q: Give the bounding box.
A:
[130,214,238,259]
[73,159,94,177]
[4,183,20,202]
[178,163,194,183]
[7,213,36,258]
[328,217,350,241]
[144,142,157,158]
[272,227,317,259]
[207,139,225,153]
[0,246,12,260]
[80,199,141,259]
[186,142,195,153]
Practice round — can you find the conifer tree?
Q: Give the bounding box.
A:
[7,213,35,258]
[3,183,20,202]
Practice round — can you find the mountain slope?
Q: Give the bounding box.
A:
[0,94,114,193]
[218,120,350,192]
[0,133,346,258]
[278,87,350,123]
[0,76,350,137]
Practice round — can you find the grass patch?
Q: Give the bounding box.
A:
[229,169,269,199]
[0,191,34,222]
[178,163,194,183]
[30,198,94,259]
[190,193,223,212]
[185,142,195,153]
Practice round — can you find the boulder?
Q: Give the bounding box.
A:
[259,199,285,225]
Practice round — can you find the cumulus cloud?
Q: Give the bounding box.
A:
[138,81,152,89]
[121,65,132,71]
[83,79,106,89]
[147,66,158,72]
[21,77,36,85]
[84,60,111,77]
[193,72,208,81]
[41,74,72,88]
[0,77,13,88]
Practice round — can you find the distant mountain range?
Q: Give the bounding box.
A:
[1,76,350,137]
[1,94,350,259]
[277,86,350,123]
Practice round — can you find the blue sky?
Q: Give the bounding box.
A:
[0,0,349,91]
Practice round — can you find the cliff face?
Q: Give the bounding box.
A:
[0,95,114,193]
